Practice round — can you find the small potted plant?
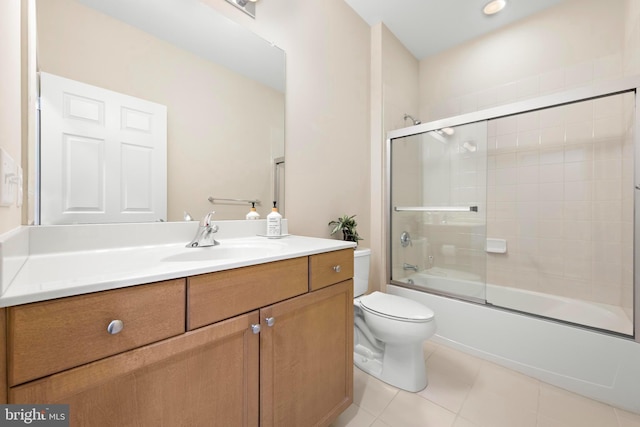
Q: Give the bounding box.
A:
[328,214,363,246]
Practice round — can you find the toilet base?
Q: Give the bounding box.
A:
[354,342,428,392]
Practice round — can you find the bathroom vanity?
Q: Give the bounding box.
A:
[0,221,355,426]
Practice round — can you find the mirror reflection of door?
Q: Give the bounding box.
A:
[39,72,167,225]
[32,0,286,222]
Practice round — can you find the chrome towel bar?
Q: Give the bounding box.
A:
[208,197,261,205]
[394,206,478,212]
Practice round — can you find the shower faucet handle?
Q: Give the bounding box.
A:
[400,231,412,248]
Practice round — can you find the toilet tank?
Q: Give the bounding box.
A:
[353,248,371,297]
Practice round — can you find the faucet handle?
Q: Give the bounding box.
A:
[201,211,215,227]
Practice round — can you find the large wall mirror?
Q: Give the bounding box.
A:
[33,0,285,224]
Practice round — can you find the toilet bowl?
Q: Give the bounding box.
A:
[353,248,436,392]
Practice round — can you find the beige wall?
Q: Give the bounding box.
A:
[37,0,284,222]
[203,0,372,243]
[625,0,640,76]
[368,24,420,291]
[0,0,23,234]
[419,0,626,122]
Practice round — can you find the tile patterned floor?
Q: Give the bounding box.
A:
[331,342,640,427]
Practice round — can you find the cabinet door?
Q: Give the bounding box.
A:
[260,280,353,427]
[10,312,259,427]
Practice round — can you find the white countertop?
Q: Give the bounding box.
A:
[0,221,356,307]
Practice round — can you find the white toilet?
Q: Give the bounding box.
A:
[353,248,436,392]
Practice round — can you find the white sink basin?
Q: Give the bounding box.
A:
[0,222,357,307]
[161,242,284,262]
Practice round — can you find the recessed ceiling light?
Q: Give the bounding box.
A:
[483,0,507,15]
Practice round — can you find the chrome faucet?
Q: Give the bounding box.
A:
[402,263,418,272]
[186,211,219,248]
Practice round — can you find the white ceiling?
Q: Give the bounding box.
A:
[344,0,566,60]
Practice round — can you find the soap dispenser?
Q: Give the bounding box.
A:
[246,202,260,220]
[266,201,282,236]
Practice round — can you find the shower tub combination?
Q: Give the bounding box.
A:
[385,77,640,413]
[399,269,633,335]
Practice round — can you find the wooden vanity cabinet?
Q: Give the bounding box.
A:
[4,249,354,427]
[9,311,259,427]
[8,279,186,386]
[187,257,308,329]
[260,279,353,427]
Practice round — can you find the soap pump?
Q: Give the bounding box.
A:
[246,202,260,220]
[266,201,282,236]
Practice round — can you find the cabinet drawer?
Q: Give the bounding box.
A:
[187,257,308,330]
[309,249,354,291]
[8,279,186,386]
[10,311,259,427]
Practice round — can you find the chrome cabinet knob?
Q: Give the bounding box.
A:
[333,265,341,273]
[251,324,261,334]
[107,319,124,335]
[265,317,275,327]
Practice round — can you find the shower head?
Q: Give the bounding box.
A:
[403,114,421,125]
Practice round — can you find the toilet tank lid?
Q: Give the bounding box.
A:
[359,291,434,322]
[354,248,370,257]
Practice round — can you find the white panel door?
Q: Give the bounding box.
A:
[40,72,167,224]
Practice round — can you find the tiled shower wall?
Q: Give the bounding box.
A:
[486,93,634,314]
[426,125,487,282]
[390,125,487,288]
[411,0,640,316]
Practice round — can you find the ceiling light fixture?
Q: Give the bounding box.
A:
[483,0,507,16]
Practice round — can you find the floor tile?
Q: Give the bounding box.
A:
[353,366,399,417]
[423,340,440,359]
[347,342,640,427]
[330,404,376,427]
[378,390,457,427]
[537,412,577,427]
[418,346,480,412]
[452,416,480,427]
[618,408,640,427]
[459,386,537,427]
[471,360,540,412]
[538,383,619,427]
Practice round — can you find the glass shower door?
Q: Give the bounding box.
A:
[389,122,488,303]
[482,92,635,336]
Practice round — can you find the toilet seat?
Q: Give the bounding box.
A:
[359,291,434,323]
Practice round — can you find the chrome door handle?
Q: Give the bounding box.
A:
[107,320,124,335]
[265,317,275,327]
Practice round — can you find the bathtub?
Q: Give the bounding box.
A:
[387,280,640,414]
[398,269,633,335]
[401,268,485,301]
